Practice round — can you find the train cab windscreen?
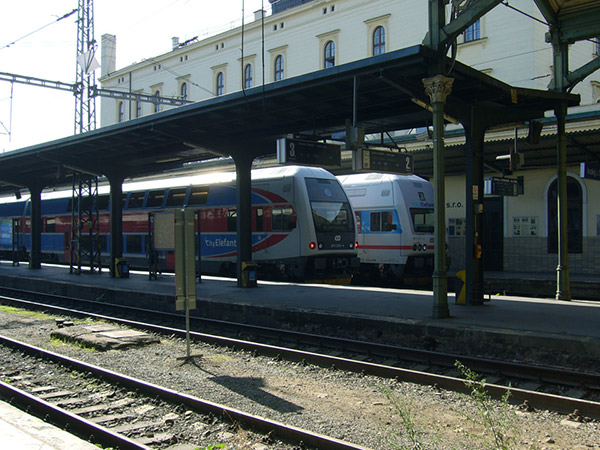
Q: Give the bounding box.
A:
[411,208,434,233]
[305,178,354,233]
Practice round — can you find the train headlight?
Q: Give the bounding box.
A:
[309,242,316,249]
[318,242,324,249]
[413,244,417,251]
[417,243,423,251]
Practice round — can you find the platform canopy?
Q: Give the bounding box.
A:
[0,44,578,196]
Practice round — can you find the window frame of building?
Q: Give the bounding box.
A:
[117,101,125,123]
[373,26,386,55]
[180,82,188,101]
[317,30,339,70]
[216,71,225,96]
[274,55,284,81]
[244,63,253,89]
[269,45,288,82]
[324,40,335,68]
[463,19,481,43]
[135,100,142,118]
[365,15,390,58]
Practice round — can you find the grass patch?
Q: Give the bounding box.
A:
[0,305,56,320]
[49,336,98,352]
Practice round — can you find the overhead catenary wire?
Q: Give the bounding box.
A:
[1,9,78,51]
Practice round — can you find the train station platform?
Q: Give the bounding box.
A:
[0,263,599,363]
[0,399,99,450]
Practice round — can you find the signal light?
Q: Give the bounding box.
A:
[309,242,316,249]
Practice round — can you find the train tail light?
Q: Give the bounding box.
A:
[309,242,316,249]
[355,241,359,248]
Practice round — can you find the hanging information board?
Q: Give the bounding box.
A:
[353,148,413,174]
[277,137,341,168]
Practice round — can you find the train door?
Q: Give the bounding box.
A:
[483,197,503,271]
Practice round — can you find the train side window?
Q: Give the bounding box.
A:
[188,186,210,206]
[127,192,145,209]
[97,195,110,211]
[370,211,395,232]
[255,208,264,232]
[121,193,128,208]
[97,235,108,252]
[146,190,165,208]
[45,218,56,232]
[166,188,187,208]
[126,234,143,253]
[272,207,295,231]
[227,209,237,232]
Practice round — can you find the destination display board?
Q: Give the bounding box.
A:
[353,148,413,174]
[484,177,518,196]
[276,138,341,169]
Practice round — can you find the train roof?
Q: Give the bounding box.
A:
[337,172,428,186]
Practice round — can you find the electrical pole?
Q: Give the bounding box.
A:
[75,0,97,134]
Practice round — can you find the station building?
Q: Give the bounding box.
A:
[98,0,600,279]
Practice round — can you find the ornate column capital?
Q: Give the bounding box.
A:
[423,75,454,104]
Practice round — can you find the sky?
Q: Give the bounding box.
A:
[0,0,267,153]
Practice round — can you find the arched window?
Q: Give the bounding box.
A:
[154,90,161,113]
[118,101,124,122]
[180,82,188,101]
[547,176,583,253]
[373,26,386,55]
[216,72,224,96]
[244,63,253,89]
[324,40,335,68]
[274,55,284,81]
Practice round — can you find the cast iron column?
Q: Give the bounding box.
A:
[235,153,253,287]
[28,183,44,269]
[555,102,571,301]
[424,75,453,318]
[108,174,124,278]
[464,117,485,305]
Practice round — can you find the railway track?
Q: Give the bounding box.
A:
[0,334,370,450]
[1,286,600,421]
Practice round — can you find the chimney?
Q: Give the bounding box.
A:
[254,9,265,21]
[172,36,180,50]
[101,34,116,77]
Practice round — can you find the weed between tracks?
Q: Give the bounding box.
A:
[384,361,515,450]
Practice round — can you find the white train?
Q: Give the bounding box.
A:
[337,172,435,284]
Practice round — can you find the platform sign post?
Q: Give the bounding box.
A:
[175,208,197,362]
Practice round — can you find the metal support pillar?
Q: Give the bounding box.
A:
[234,153,254,287]
[424,75,453,319]
[108,174,124,278]
[555,102,571,301]
[464,117,486,305]
[28,184,43,269]
[70,174,101,274]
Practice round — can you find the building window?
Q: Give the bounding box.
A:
[216,72,224,96]
[180,82,188,101]
[154,90,161,113]
[136,101,141,118]
[373,26,385,55]
[118,101,124,122]
[324,40,335,68]
[464,19,480,42]
[274,55,284,81]
[547,176,583,253]
[244,64,253,88]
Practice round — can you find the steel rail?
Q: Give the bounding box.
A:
[0,334,372,450]
[0,380,149,450]
[2,288,599,387]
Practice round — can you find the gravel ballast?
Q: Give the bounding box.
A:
[0,306,599,450]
